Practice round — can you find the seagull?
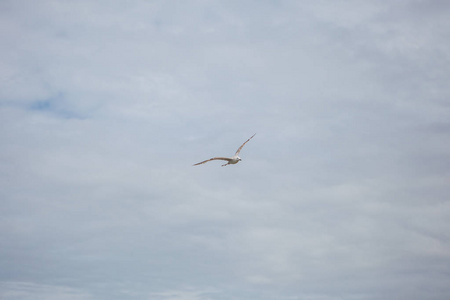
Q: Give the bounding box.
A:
[193,133,256,167]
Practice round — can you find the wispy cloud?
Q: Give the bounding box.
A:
[0,282,93,300]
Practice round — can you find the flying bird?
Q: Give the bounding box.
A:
[193,133,256,167]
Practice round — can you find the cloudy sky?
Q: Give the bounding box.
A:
[1,1,450,299]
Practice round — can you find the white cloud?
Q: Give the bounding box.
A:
[0,282,93,300]
[1,1,450,300]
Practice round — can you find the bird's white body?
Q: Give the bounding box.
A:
[193,134,255,167]
[228,155,241,164]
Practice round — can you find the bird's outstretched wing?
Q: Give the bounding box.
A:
[234,133,256,155]
[193,157,232,166]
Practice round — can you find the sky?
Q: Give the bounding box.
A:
[1,0,450,299]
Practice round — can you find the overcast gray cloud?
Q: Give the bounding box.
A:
[1,1,450,299]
